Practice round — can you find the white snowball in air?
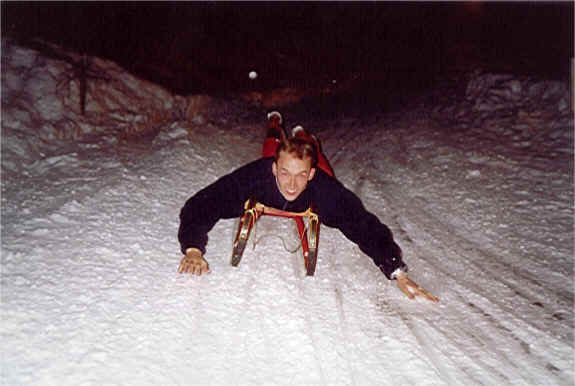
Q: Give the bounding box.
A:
[249,71,258,80]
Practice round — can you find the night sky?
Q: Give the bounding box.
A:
[2,2,573,96]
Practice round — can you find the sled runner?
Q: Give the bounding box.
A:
[231,198,320,276]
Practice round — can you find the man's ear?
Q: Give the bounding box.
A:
[308,167,316,181]
[272,161,278,177]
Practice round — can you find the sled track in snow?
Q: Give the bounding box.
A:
[390,197,573,345]
[324,119,572,384]
[290,250,329,385]
[287,230,359,386]
[377,177,573,385]
[324,255,360,385]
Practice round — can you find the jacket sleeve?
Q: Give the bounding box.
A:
[178,173,245,255]
[318,178,407,279]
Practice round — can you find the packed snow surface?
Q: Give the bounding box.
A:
[2,40,574,385]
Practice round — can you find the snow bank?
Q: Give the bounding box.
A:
[429,69,573,161]
[1,38,218,176]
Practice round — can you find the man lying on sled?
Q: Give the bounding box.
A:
[178,112,438,302]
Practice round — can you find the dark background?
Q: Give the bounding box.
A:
[2,2,573,96]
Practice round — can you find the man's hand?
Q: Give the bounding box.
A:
[396,273,439,303]
[178,248,210,275]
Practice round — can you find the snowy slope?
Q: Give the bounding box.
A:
[2,39,573,385]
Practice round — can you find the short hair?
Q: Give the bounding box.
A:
[275,136,318,168]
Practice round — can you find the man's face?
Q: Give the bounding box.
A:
[272,151,316,202]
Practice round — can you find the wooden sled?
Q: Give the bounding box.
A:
[231,198,320,276]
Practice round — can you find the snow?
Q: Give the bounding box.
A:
[2,38,574,385]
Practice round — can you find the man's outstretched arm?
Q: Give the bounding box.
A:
[317,177,439,302]
[177,158,273,274]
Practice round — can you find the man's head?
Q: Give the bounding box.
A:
[272,136,318,201]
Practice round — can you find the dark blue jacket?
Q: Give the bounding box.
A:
[178,157,407,279]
